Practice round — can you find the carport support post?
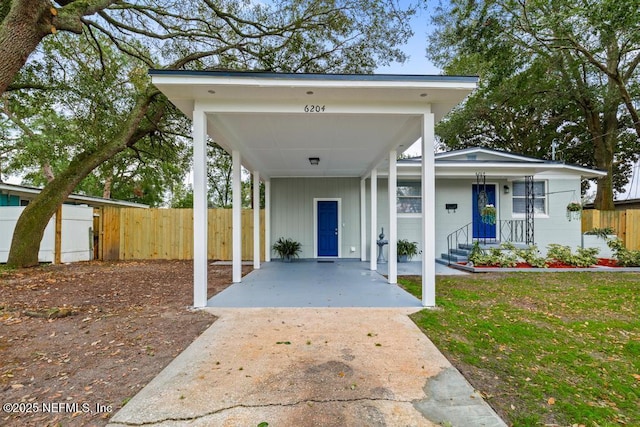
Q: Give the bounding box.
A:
[232,150,242,283]
[422,113,436,307]
[264,180,271,262]
[253,171,260,269]
[388,150,397,284]
[360,178,366,261]
[370,169,377,271]
[192,109,208,308]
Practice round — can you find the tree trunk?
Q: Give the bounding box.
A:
[592,74,619,211]
[0,0,54,95]
[6,90,161,267]
[102,174,113,199]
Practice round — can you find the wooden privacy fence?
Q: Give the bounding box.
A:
[582,209,640,250]
[97,207,265,261]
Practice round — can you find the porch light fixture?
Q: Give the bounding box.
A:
[207,89,216,94]
[309,157,320,165]
[503,185,510,194]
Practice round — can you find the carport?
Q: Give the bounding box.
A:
[149,71,477,308]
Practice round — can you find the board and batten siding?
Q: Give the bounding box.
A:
[271,178,361,259]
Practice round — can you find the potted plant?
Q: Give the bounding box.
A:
[566,201,582,221]
[481,204,496,225]
[397,239,418,262]
[272,237,301,262]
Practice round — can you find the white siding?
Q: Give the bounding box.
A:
[271,172,584,263]
[527,175,582,255]
[383,175,583,260]
[271,178,361,259]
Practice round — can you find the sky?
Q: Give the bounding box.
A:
[377,4,441,75]
[375,3,441,156]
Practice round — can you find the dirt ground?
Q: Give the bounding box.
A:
[0,260,245,427]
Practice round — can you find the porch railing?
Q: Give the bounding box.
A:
[499,219,526,243]
[445,220,527,265]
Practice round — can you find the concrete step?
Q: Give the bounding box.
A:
[449,248,471,257]
[440,253,468,262]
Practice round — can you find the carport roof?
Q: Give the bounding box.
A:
[150,70,478,178]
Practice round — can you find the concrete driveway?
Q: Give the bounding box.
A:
[108,308,506,427]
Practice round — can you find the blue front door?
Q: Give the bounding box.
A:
[472,184,497,239]
[317,201,338,256]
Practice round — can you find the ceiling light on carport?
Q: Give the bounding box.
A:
[309,157,320,165]
[306,91,314,95]
[207,89,216,94]
[420,93,428,97]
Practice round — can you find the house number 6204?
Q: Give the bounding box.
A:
[304,105,326,113]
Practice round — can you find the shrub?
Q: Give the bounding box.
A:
[584,227,616,239]
[607,238,640,267]
[468,242,517,267]
[514,244,547,268]
[546,244,599,267]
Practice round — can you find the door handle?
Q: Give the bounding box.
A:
[335,228,338,235]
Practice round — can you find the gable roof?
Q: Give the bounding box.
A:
[397,147,607,179]
[434,147,545,163]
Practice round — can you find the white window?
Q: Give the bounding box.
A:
[397,181,421,213]
[512,181,547,214]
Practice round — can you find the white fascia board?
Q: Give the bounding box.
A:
[393,161,606,178]
[197,98,435,115]
[151,74,478,91]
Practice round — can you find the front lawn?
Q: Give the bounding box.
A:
[399,273,640,426]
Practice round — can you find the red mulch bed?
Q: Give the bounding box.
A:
[459,258,619,268]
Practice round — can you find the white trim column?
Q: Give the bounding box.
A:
[192,109,208,308]
[388,150,397,284]
[264,180,271,262]
[253,171,260,269]
[360,178,366,261]
[232,150,242,283]
[370,169,377,270]
[422,113,436,307]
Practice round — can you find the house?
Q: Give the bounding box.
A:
[268,147,605,266]
[149,70,604,308]
[395,148,606,262]
[0,182,148,263]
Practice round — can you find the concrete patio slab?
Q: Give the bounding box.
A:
[377,260,471,276]
[108,308,506,427]
[208,260,423,308]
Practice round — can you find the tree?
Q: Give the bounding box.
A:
[3,0,423,267]
[1,32,191,206]
[428,0,640,209]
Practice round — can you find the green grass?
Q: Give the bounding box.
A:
[400,272,640,426]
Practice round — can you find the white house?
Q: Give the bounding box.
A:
[395,148,606,262]
[149,70,606,308]
[268,147,605,265]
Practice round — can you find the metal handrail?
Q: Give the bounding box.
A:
[445,220,527,265]
[446,223,471,265]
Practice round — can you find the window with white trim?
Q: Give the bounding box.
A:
[397,181,421,213]
[512,180,547,214]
